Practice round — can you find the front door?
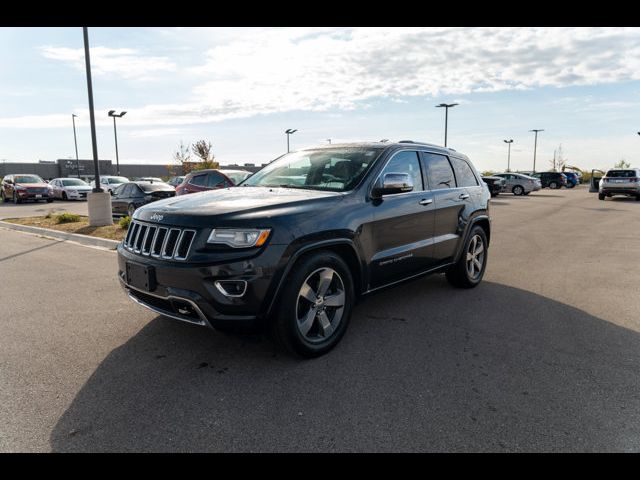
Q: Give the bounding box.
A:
[368,150,436,289]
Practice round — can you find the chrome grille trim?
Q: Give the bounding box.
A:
[123,221,196,261]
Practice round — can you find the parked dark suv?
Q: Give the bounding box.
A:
[117,142,491,357]
[531,171,567,189]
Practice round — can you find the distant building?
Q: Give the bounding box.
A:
[0,159,266,180]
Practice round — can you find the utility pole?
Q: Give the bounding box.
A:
[436,103,458,147]
[504,139,513,172]
[530,129,544,173]
[72,114,80,178]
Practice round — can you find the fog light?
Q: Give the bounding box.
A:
[214,280,247,298]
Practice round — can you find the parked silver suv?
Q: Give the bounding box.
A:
[598,168,640,201]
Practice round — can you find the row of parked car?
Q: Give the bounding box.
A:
[480,171,578,197]
[0,169,254,217]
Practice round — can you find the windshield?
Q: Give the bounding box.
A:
[15,175,44,184]
[225,171,251,184]
[606,170,636,178]
[108,177,128,184]
[242,148,382,191]
[62,179,89,186]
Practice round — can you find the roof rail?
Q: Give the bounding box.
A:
[399,140,415,143]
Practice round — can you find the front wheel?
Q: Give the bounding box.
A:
[1,190,7,202]
[549,181,558,189]
[446,226,488,289]
[598,193,605,200]
[272,250,354,358]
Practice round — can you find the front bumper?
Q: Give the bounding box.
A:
[117,243,288,330]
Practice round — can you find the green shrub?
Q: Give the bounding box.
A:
[119,216,132,230]
[56,212,81,224]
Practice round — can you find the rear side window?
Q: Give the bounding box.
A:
[190,174,207,186]
[207,172,226,188]
[379,151,423,191]
[423,153,455,190]
[450,157,478,187]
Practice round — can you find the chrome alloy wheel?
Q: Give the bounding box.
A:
[295,267,345,343]
[466,234,485,280]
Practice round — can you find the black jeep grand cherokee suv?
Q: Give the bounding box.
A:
[118,141,491,357]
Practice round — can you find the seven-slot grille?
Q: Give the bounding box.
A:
[123,220,196,260]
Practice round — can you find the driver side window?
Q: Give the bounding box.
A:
[379,151,423,191]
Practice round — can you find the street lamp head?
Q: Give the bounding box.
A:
[108,110,116,116]
[285,129,297,134]
[504,139,513,143]
[530,129,544,133]
[436,103,458,108]
[108,110,127,117]
[72,113,78,118]
[120,111,127,117]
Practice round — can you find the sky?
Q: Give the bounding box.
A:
[1,26,640,173]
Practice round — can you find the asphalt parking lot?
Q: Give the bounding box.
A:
[1,185,639,452]
[0,198,88,220]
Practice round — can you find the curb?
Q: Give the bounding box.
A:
[0,220,121,250]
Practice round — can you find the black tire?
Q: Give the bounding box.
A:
[1,190,7,203]
[490,192,497,197]
[62,191,67,200]
[46,198,53,203]
[549,181,558,189]
[524,191,530,195]
[598,193,605,201]
[636,195,640,201]
[567,184,575,189]
[446,225,488,289]
[512,185,524,196]
[271,250,354,358]
[12,191,20,204]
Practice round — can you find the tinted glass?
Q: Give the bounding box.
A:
[108,177,128,184]
[423,153,455,189]
[450,157,478,187]
[224,171,251,184]
[130,184,143,196]
[379,151,423,190]
[113,184,127,197]
[190,174,207,186]
[14,175,44,184]
[207,172,226,188]
[139,183,173,192]
[243,147,382,191]
[606,170,637,178]
[62,179,89,186]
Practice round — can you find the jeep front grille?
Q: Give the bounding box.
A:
[123,220,196,261]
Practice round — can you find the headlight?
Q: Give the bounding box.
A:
[207,228,271,248]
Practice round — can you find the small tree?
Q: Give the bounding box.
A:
[614,159,631,169]
[550,144,567,172]
[167,140,192,175]
[191,140,219,171]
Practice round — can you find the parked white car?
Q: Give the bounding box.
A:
[49,178,93,200]
[90,175,129,194]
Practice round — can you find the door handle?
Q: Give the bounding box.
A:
[458,193,470,200]
[419,198,433,206]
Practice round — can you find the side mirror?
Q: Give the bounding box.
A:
[372,172,414,199]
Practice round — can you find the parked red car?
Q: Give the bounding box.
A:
[1,174,54,203]
[175,169,235,196]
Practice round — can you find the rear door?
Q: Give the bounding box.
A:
[111,184,129,215]
[422,152,471,263]
[206,171,230,190]
[368,150,436,288]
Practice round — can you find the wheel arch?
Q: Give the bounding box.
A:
[264,239,364,320]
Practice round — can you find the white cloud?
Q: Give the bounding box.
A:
[11,27,640,129]
[39,45,176,80]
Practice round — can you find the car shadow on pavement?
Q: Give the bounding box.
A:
[49,277,640,452]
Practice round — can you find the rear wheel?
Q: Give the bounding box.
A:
[446,226,488,289]
[549,181,558,189]
[598,193,605,200]
[272,250,354,358]
[512,185,524,196]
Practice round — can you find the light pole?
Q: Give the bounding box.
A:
[326,139,331,144]
[530,129,544,173]
[436,103,458,147]
[285,128,297,153]
[108,110,127,175]
[504,139,513,172]
[71,114,80,178]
